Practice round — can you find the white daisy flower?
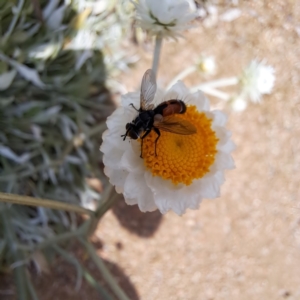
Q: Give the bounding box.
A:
[100,70,235,215]
[132,0,197,38]
[240,60,275,103]
[197,56,216,75]
[230,96,248,112]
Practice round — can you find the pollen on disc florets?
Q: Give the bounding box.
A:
[141,105,219,186]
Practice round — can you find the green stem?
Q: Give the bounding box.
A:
[24,275,39,300]
[3,0,25,43]
[28,219,91,251]
[94,184,114,218]
[88,185,118,236]
[13,265,28,300]
[82,269,114,300]
[79,238,131,300]
[53,245,113,299]
[152,34,163,78]
[52,245,83,290]
[0,192,94,216]
[95,192,119,219]
[1,210,29,300]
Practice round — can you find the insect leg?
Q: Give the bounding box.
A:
[153,128,161,156]
[129,103,139,111]
[121,128,130,141]
[140,130,152,158]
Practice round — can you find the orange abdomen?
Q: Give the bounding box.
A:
[159,100,186,117]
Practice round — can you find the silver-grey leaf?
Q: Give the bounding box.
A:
[32,106,62,123]
[0,145,30,163]
[0,70,17,90]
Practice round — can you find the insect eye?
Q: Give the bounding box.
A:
[129,130,138,139]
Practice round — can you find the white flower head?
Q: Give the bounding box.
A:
[197,55,216,75]
[230,96,248,112]
[100,70,235,215]
[239,60,275,103]
[132,0,197,38]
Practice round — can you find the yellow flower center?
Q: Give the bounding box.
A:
[141,105,218,186]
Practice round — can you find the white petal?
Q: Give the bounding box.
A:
[125,197,138,205]
[135,0,196,38]
[109,105,138,139]
[123,172,157,212]
[104,167,128,193]
[163,81,189,101]
[198,171,225,199]
[171,2,190,18]
[122,92,140,107]
[120,142,145,173]
[240,60,275,103]
[214,126,232,147]
[218,139,236,153]
[145,174,203,215]
[186,90,210,111]
[102,143,124,169]
[214,152,235,170]
[211,110,228,126]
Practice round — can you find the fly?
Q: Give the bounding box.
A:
[121,69,197,157]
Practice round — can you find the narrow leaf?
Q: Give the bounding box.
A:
[32,106,61,122]
[13,63,46,88]
[0,145,30,163]
[43,0,59,19]
[46,5,66,30]
[0,70,17,90]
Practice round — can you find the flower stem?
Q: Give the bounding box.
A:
[94,185,116,219]
[190,77,239,90]
[152,34,163,78]
[53,244,113,299]
[24,274,39,300]
[1,210,29,300]
[82,268,114,300]
[79,237,131,300]
[3,0,25,43]
[52,245,83,291]
[191,87,231,101]
[88,185,118,236]
[31,219,91,251]
[167,66,197,89]
[0,192,94,216]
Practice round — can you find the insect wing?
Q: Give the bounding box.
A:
[140,69,157,110]
[154,115,197,135]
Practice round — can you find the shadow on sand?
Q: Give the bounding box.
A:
[112,198,163,238]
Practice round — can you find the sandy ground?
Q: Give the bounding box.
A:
[1,1,300,299]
